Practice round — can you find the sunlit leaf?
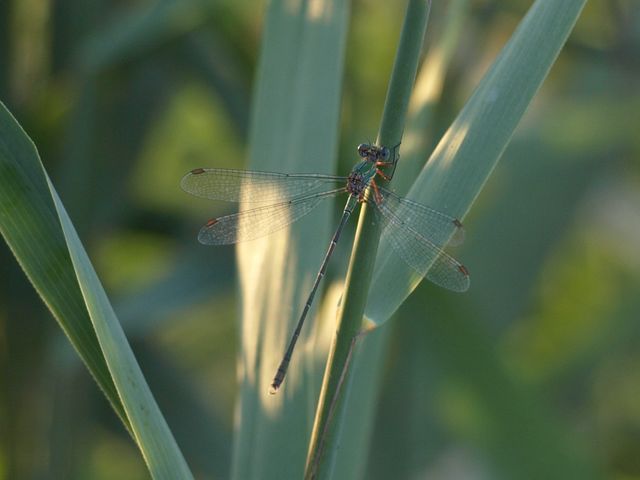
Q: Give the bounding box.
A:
[365,0,588,325]
[231,1,350,479]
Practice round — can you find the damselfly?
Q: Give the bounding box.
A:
[181,143,469,393]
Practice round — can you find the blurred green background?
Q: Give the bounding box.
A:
[1,0,639,479]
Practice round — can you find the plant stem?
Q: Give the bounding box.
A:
[304,2,431,478]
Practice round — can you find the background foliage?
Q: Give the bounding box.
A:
[1,0,639,479]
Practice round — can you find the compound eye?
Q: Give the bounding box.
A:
[357,143,368,157]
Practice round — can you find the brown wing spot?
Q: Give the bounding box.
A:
[206,218,218,227]
[458,264,470,276]
[453,219,463,228]
[191,168,206,175]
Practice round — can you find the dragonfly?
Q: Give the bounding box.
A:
[181,143,470,394]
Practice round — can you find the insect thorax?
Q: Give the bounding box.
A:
[347,171,368,200]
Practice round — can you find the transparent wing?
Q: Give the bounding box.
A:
[181,168,346,204]
[376,200,470,292]
[198,188,346,245]
[378,187,464,246]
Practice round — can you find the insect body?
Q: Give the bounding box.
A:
[181,143,469,393]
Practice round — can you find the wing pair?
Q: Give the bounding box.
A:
[181,168,469,292]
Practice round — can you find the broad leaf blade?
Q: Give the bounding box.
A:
[232,1,350,479]
[0,101,127,426]
[365,0,588,325]
[0,102,193,479]
[49,179,193,479]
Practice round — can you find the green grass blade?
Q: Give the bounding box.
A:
[365,0,588,325]
[0,101,128,427]
[305,2,431,478]
[49,182,194,480]
[0,102,193,479]
[231,1,350,479]
[51,187,193,479]
[328,3,470,478]
[392,0,469,192]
